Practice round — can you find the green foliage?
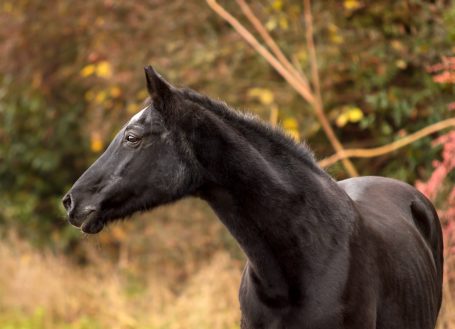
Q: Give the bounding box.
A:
[263,0,454,178]
[0,82,87,247]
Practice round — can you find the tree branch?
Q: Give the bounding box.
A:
[303,0,358,176]
[318,118,455,168]
[235,0,310,88]
[303,0,321,103]
[207,0,359,176]
[206,0,315,105]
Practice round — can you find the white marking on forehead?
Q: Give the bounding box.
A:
[128,107,148,124]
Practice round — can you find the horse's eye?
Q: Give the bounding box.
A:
[125,134,140,144]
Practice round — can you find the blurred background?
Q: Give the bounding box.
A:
[0,0,454,328]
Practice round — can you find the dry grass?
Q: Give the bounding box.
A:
[0,233,242,329]
[2,233,454,329]
[437,283,455,329]
[436,246,455,329]
[0,198,453,328]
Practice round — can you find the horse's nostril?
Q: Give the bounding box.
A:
[62,193,73,212]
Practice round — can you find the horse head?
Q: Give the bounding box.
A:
[62,67,201,233]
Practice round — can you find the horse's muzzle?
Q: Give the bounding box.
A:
[62,193,104,234]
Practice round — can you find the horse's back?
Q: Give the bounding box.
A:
[338,176,443,329]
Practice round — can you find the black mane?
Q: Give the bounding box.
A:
[179,88,321,171]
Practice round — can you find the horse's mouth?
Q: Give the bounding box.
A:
[69,210,104,234]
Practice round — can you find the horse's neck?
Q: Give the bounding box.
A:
[189,109,355,303]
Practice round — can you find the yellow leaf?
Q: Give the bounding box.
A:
[127,103,139,114]
[80,64,96,77]
[328,24,344,44]
[110,86,122,98]
[346,106,363,122]
[279,16,289,30]
[295,49,308,65]
[265,18,277,31]
[269,105,279,126]
[272,0,283,11]
[336,113,348,127]
[282,117,300,141]
[248,88,274,105]
[343,0,361,10]
[283,117,298,129]
[336,106,363,127]
[330,33,344,44]
[395,59,407,69]
[94,91,108,104]
[90,133,103,153]
[95,61,112,78]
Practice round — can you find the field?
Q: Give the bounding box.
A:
[1,198,455,328]
[0,200,243,329]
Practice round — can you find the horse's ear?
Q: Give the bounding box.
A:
[144,66,173,106]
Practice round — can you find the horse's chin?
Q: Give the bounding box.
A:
[79,211,104,234]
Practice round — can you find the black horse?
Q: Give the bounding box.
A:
[63,67,443,329]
